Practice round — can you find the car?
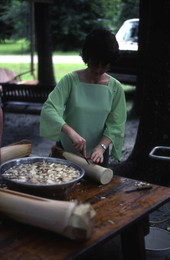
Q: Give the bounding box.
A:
[108,18,139,85]
[116,18,139,51]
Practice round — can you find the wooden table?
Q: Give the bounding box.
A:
[0,176,170,260]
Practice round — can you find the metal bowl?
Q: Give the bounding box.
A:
[0,157,85,199]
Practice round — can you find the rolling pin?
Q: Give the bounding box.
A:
[0,188,96,240]
[50,147,113,185]
[0,141,32,164]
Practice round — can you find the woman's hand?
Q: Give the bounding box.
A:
[91,137,112,164]
[70,132,86,156]
[91,145,104,164]
[62,124,87,157]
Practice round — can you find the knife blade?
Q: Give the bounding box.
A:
[84,157,91,165]
[80,152,91,164]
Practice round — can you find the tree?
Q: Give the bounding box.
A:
[113,0,170,186]
[115,0,139,29]
[0,0,14,42]
[0,0,140,50]
[49,0,122,51]
[0,0,30,41]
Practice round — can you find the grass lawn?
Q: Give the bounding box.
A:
[54,63,86,82]
[0,63,86,82]
[0,39,134,87]
[0,39,79,56]
[0,40,85,81]
[0,39,30,55]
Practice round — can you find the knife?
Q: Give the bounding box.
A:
[83,157,91,165]
[80,152,91,164]
[125,185,152,193]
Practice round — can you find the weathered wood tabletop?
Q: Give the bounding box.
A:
[0,175,170,260]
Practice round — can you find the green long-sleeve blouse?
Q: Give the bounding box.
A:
[40,71,127,160]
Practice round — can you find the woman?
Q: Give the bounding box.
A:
[40,28,127,167]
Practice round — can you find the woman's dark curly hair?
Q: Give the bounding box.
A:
[81,28,119,66]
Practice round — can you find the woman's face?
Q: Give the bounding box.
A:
[88,60,110,77]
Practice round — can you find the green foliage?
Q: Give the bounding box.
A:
[0,0,30,42]
[0,0,139,50]
[91,0,121,32]
[116,0,140,28]
[50,0,121,51]
[50,0,139,51]
[0,0,13,42]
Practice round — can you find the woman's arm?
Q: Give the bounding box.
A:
[62,124,87,158]
[103,82,127,160]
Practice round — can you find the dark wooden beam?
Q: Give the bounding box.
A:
[23,0,54,3]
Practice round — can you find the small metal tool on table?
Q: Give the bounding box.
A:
[125,185,152,193]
